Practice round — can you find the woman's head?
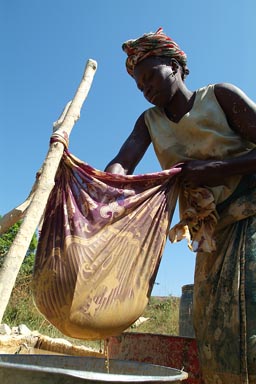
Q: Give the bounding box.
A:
[122,28,189,80]
[133,55,183,107]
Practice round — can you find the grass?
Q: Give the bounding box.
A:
[130,296,180,335]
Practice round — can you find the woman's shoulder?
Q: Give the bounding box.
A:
[213,82,255,109]
[194,83,245,104]
[144,105,164,119]
[213,82,255,102]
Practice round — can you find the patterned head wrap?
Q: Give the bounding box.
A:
[122,27,189,78]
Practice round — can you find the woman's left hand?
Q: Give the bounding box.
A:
[179,159,230,187]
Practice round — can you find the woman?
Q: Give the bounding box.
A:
[105,28,256,383]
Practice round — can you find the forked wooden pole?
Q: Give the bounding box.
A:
[0,59,97,323]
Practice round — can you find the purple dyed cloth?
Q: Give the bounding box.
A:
[33,151,181,339]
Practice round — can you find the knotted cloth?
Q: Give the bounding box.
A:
[122,27,188,77]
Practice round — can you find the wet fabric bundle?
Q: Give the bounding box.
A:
[33,151,180,339]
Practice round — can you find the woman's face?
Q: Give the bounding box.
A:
[133,56,179,107]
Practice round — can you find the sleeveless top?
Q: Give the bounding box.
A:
[144,84,255,205]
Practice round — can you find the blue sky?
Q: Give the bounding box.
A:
[1,0,256,297]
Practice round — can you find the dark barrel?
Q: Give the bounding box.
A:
[179,284,195,338]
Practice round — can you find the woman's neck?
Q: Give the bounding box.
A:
[164,88,196,123]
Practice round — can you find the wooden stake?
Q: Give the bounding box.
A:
[0,59,97,323]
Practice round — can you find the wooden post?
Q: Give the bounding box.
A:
[0,59,97,323]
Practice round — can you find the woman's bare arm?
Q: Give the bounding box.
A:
[214,82,256,143]
[105,112,152,175]
[180,83,256,187]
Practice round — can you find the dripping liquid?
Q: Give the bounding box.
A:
[104,338,110,374]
